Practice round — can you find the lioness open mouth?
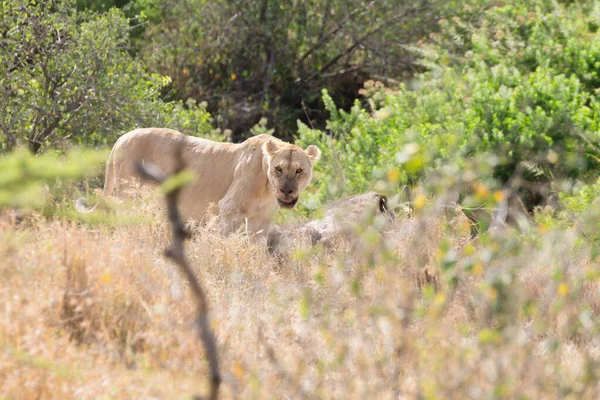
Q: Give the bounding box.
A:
[277,197,298,209]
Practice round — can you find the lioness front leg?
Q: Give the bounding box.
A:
[218,194,245,237]
[219,211,245,237]
[246,216,272,246]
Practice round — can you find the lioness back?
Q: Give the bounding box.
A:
[106,128,184,187]
[105,128,254,221]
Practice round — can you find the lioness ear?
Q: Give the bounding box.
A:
[304,145,321,163]
[262,139,279,158]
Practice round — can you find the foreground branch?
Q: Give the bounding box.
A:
[136,152,221,400]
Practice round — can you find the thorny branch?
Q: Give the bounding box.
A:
[136,145,221,400]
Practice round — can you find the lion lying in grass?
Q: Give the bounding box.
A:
[267,192,396,253]
[79,128,321,244]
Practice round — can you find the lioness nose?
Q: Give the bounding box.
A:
[280,188,294,195]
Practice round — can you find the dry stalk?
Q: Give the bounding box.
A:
[136,146,221,400]
[257,324,316,400]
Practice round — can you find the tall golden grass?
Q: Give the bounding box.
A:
[1,190,599,399]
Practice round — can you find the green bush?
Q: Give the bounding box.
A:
[134,0,480,139]
[297,0,600,210]
[0,0,217,154]
[0,147,106,210]
[439,1,600,92]
[535,178,600,244]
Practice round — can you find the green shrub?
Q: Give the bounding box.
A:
[133,0,481,139]
[0,0,218,154]
[297,1,600,210]
[0,148,106,210]
[535,178,600,244]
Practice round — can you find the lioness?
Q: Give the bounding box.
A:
[98,128,321,244]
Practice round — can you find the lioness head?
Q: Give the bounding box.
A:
[263,139,321,209]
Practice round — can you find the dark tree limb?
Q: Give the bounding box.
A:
[136,146,221,400]
[296,6,427,86]
[29,93,88,153]
[296,2,373,71]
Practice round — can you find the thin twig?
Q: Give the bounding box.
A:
[301,100,315,130]
[136,144,221,400]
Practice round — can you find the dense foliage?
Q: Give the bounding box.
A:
[298,0,600,210]
[1,0,599,212]
[0,0,214,153]
[131,0,487,139]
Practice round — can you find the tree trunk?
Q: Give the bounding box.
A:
[28,139,42,154]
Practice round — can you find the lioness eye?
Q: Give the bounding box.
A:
[275,166,283,173]
[296,168,303,174]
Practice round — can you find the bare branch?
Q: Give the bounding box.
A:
[316,0,332,41]
[320,64,365,79]
[29,94,89,152]
[296,2,374,70]
[136,144,221,400]
[297,6,427,86]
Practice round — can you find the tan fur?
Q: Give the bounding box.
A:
[102,128,321,244]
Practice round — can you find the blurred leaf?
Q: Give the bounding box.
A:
[159,169,196,195]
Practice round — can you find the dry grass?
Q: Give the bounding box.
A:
[1,197,600,399]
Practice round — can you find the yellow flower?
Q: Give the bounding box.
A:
[233,362,245,379]
[464,243,475,255]
[557,282,568,297]
[474,182,489,200]
[387,169,400,183]
[414,194,426,210]
[99,271,113,285]
[434,292,446,305]
[493,191,504,203]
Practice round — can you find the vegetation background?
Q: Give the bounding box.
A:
[2,0,600,398]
